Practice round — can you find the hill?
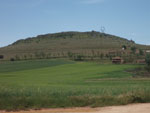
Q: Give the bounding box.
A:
[0,31,150,61]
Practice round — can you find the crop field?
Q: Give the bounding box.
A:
[0,59,150,110]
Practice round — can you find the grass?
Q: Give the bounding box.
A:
[0,59,150,110]
[0,59,74,73]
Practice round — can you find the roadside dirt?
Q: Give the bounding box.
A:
[1,103,150,113]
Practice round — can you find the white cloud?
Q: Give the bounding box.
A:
[81,0,106,4]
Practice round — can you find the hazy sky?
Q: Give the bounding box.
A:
[0,0,150,47]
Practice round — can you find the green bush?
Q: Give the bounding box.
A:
[0,55,4,59]
[131,46,136,54]
[146,54,150,66]
[139,49,144,56]
[74,55,84,61]
[145,66,150,72]
[144,54,150,72]
[122,45,127,50]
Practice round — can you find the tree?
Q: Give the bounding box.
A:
[67,51,73,59]
[91,50,95,57]
[10,58,15,61]
[130,39,135,44]
[15,55,20,60]
[139,49,144,56]
[145,54,150,66]
[122,45,127,50]
[24,55,27,60]
[145,54,150,72]
[74,55,84,61]
[40,52,46,58]
[0,55,4,59]
[105,54,109,58]
[100,53,104,59]
[131,46,136,54]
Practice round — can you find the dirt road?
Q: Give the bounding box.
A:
[1,103,150,113]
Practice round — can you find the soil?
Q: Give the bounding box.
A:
[1,103,150,113]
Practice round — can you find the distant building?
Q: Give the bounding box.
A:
[112,57,124,64]
[122,48,125,50]
[146,50,150,53]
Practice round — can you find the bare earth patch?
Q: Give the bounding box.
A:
[1,103,150,113]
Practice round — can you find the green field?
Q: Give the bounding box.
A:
[0,59,150,110]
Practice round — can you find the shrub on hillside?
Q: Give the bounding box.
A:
[145,66,150,72]
[74,55,84,61]
[145,54,150,66]
[139,49,144,56]
[0,55,4,59]
[15,55,20,61]
[131,46,136,54]
[10,58,15,61]
[145,54,150,72]
[67,52,73,58]
[100,53,104,59]
[122,45,127,50]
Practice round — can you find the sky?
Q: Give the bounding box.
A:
[0,0,150,47]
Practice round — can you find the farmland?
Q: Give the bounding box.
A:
[0,59,150,110]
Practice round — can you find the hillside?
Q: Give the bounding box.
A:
[0,31,150,61]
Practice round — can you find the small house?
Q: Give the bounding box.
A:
[146,50,150,53]
[112,57,123,64]
[122,48,125,50]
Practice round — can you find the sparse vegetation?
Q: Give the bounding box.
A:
[0,31,150,62]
